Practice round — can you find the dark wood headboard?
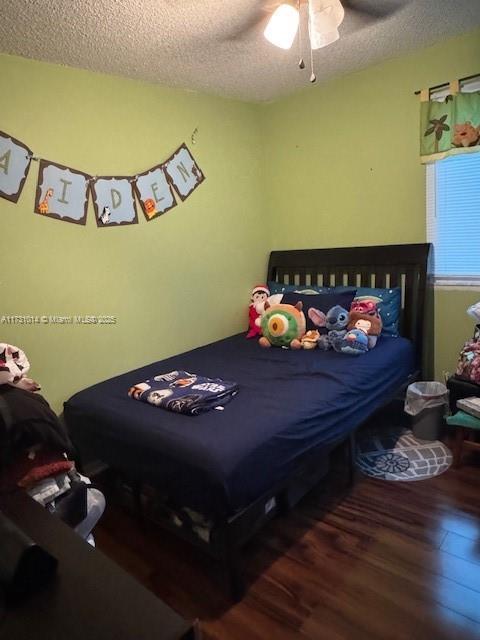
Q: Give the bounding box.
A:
[267,243,433,376]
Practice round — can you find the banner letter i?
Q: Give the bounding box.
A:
[58,178,72,204]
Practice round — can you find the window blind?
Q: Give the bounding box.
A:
[426,153,480,283]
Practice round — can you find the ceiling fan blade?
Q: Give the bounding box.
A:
[342,0,403,20]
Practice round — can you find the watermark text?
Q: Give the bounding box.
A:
[0,315,117,325]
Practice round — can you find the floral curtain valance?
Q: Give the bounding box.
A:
[420,90,480,164]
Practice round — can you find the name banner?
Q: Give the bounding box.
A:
[0,131,32,203]
[0,130,205,229]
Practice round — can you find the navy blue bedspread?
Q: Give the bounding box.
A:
[64,334,414,518]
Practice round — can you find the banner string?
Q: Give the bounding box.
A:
[2,132,204,226]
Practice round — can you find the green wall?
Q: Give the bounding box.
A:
[0,55,267,412]
[2,29,479,412]
[261,28,480,379]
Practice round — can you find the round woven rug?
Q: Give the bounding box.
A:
[356,427,452,481]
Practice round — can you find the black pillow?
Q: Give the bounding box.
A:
[282,290,357,333]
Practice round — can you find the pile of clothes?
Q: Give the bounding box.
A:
[0,343,105,544]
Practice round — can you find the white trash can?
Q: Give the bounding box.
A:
[404,381,448,441]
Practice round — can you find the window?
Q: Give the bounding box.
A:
[427,153,480,285]
[426,75,480,286]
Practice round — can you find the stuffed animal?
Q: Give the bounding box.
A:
[259,301,305,349]
[310,305,350,351]
[301,330,320,349]
[247,285,270,338]
[0,343,40,391]
[334,308,383,355]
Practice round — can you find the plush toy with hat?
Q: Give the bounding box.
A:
[259,301,306,349]
[247,284,270,338]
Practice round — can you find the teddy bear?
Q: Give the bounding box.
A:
[452,122,480,148]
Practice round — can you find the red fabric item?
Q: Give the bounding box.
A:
[18,460,73,488]
[0,449,73,492]
[247,305,262,338]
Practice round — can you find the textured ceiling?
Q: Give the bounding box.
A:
[1,0,479,102]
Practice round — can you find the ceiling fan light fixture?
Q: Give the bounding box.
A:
[264,4,300,50]
[308,0,344,49]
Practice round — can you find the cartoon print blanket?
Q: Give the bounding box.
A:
[128,370,239,416]
[0,343,30,385]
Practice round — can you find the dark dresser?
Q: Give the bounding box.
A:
[0,491,198,640]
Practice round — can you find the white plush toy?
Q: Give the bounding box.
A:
[0,343,40,391]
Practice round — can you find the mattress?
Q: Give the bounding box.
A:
[65,334,414,518]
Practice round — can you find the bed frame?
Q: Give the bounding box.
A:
[128,243,432,601]
[268,243,433,375]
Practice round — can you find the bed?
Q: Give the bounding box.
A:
[64,243,432,599]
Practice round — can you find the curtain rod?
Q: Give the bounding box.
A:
[414,73,480,96]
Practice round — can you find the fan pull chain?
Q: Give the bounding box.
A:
[298,0,305,69]
[310,45,316,83]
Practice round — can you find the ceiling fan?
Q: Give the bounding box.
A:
[238,1,401,83]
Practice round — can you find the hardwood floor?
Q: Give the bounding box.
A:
[94,451,480,639]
